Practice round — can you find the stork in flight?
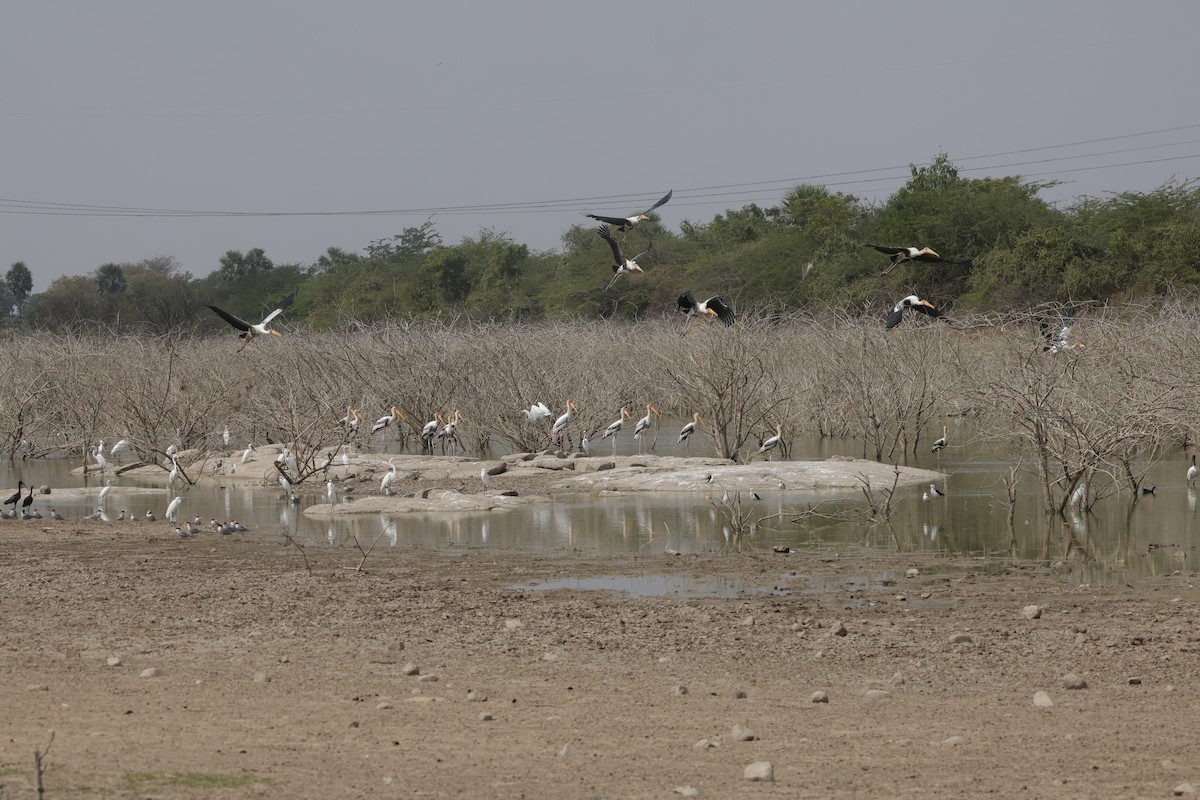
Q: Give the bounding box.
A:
[206,290,298,352]
[586,189,673,238]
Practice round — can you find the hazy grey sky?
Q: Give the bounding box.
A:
[4,1,1199,291]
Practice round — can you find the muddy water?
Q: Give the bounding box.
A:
[4,427,1198,586]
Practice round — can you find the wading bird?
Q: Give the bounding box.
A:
[601,407,633,453]
[380,459,398,493]
[678,412,703,453]
[633,403,660,454]
[371,406,404,435]
[4,481,24,511]
[21,485,34,513]
[885,295,942,330]
[98,479,113,508]
[867,244,971,276]
[421,412,444,448]
[165,495,182,523]
[110,438,129,458]
[597,226,651,290]
[522,402,552,424]
[678,292,735,327]
[759,424,785,459]
[928,483,946,498]
[437,410,465,454]
[1188,455,1198,486]
[206,289,297,352]
[932,425,948,453]
[551,400,578,449]
[586,189,673,236]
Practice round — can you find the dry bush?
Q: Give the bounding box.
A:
[6,304,1200,502]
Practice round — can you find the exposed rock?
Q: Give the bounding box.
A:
[731,724,756,741]
[139,667,162,678]
[743,762,774,782]
[402,662,420,675]
[864,689,892,701]
[811,691,829,703]
[949,633,973,644]
[1022,605,1043,620]
[253,672,271,683]
[1033,691,1054,707]
[1062,672,1087,690]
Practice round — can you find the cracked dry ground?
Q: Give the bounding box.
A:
[1,522,1198,799]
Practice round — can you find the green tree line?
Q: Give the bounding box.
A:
[14,154,1200,333]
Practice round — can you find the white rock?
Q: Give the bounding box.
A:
[673,787,699,797]
[253,672,271,683]
[1033,690,1054,707]
[1173,783,1196,796]
[376,701,393,710]
[891,672,906,686]
[673,685,689,696]
[1062,672,1087,690]
[467,690,487,702]
[942,735,967,746]
[504,619,523,629]
[1022,604,1042,620]
[417,674,439,683]
[26,684,48,692]
[139,667,162,678]
[864,689,892,701]
[694,738,719,749]
[743,761,774,782]
[401,662,420,675]
[906,568,920,578]
[731,724,756,742]
[739,615,755,626]
[811,690,829,703]
[106,656,122,667]
[479,712,493,721]
[542,652,559,662]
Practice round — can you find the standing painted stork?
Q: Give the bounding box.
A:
[931,425,948,453]
[758,424,785,459]
[371,406,404,435]
[600,407,633,454]
[596,226,651,290]
[885,295,942,330]
[678,412,703,454]
[586,189,673,236]
[206,289,297,352]
[678,292,735,327]
[633,403,660,454]
[421,412,444,449]
[551,400,578,449]
[867,244,971,276]
[1188,455,1198,486]
[437,410,466,454]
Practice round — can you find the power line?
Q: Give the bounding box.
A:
[0,124,1197,219]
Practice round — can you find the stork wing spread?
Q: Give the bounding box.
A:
[705,296,736,327]
[260,289,298,326]
[629,242,652,263]
[866,244,908,256]
[596,226,623,264]
[207,305,252,332]
[587,213,633,227]
[911,300,941,319]
[644,189,673,215]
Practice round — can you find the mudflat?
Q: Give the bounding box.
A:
[1,522,1197,799]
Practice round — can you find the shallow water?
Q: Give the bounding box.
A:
[5,425,1199,590]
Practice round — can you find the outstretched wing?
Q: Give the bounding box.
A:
[586,213,632,227]
[629,240,652,263]
[705,296,736,327]
[643,189,673,215]
[866,243,907,256]
[911,299,942,319]
[260,289,297,326]
[596,226,624,264]
[207,305,252,332]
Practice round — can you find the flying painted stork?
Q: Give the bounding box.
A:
[586,189,673,236]
[885,295,942,330]
[597,226,651,290]
[867,244,971,276]
[678,292,735,327]
[206,289,297,352]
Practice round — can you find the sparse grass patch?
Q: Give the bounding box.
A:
[121,770,260,791]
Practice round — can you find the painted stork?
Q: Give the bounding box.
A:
[597,226,651,290]
[600,406,633,453]
[885,295,942,330]
[206,289,297,352]
[585,189,673,235]
[678,412,703,453]
[678,293,735,327]
[867,244,971,275]
[633,403,660,454]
